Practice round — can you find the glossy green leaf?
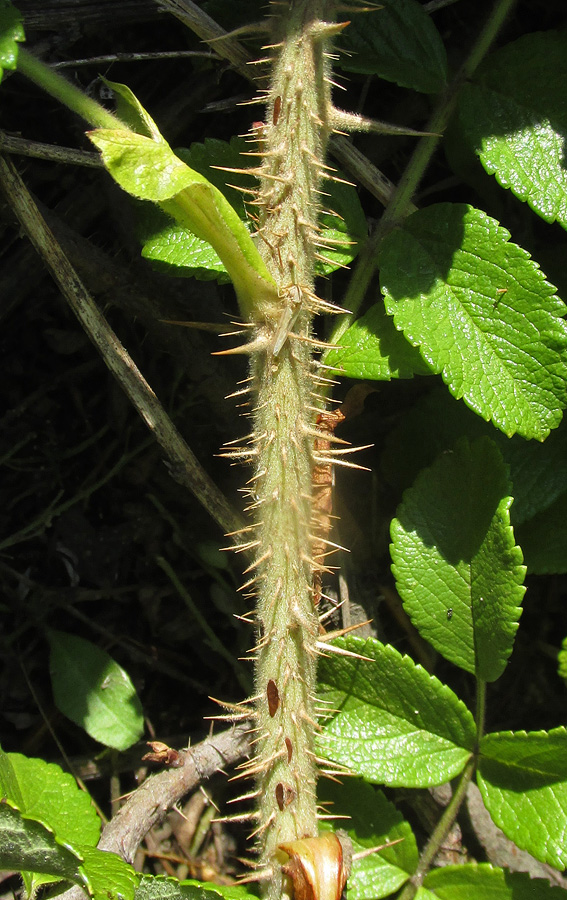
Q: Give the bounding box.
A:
[79,846,139,900]
[48,628,144,750]
[459,32,567,230]
[478,727,567,869]
[337,0,447,93]
[420,862,567,899]
[0,801,85,881]
[324,301,431,380]
[0,0,24,82]
[136,874,255,900]
[317,636,475,787]
[88,126,277,320]
[380,203,567,439]
[2,751,100,895]
[516,490,567,574]
[391,438,525,682]
[319,779,417,899]
[7,752,100,847]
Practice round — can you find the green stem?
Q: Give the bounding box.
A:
[17,48,125,131]
[326,0,518,350]
[399,757,476,900]
[476,677,487,748]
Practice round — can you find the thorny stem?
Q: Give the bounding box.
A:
[233,2,340,897]
[326,0,518,350]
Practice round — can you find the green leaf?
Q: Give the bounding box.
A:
[380,203,567,440]
[420,862,567,899]
[459,32,567,230]
[391,438,526,682]
[0,801,85,881]
[88,126,277,321]
[558,637,567,683]
[516,490,567,574]
[48,628,144,750]
[324,301,431,380]
[135,874,255,900]
[0,745,24,808]
[317,636,475,787]
[319,779,417,899]
[0,0,25,82]
[337,0,447,93]
[104,79,162,139]
[79,846,139,900]
[3,751,100,895]
[478,727,567,869]
[381,388,567,527]
[139,138,365,281]
[7,752,101,847]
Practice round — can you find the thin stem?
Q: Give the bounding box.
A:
[326,0,518,350]
[398,757,476,900]
[17,48,125,130]
[476,677,487,748]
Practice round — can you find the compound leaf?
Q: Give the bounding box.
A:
[380,203,567,440]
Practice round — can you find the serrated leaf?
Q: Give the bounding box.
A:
[459,32,567,230]
[80,846,138,900]
[478,727,567,869]
[317,636,475,787]
[88,126,277,321]
[135,874,255,900]
[380,203,567,440]
[7,753,101,847]
[4,752,100,894]
[0,0,25,83]
[319,779,417,899]
[337,0,447,93]
[48,628,144,750]
[324,301,432,380]
[0,801,85,881]
[515,490,567,574]
[381,388,567,528]
[421,862,567,899]
[391,438,526,682]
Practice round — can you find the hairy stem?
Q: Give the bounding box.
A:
[235,3,337,897]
